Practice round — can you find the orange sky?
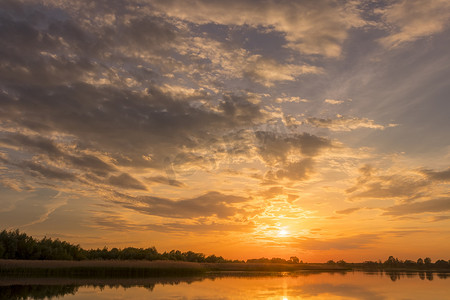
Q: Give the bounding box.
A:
[0,0,449,262]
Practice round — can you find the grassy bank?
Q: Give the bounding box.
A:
[0,259,351,277]
[2,260,449,278]
[0,260,207,277]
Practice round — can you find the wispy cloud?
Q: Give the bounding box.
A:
[420,168,450,182]
[377,0,450,49]
[111,191,250,219]
[306,116,397,131]
[324,99,344,105]
[151,0,368,57]
[383,198,450,216]
[335,207,361,215]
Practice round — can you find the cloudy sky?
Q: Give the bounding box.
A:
[1,0,449,261]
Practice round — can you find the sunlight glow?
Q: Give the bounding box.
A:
[278,229,289,237]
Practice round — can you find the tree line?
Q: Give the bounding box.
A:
[1,230,449,268]
[361,255,450,269]
[0,229,239,262]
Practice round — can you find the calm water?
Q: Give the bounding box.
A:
[1,271,449,299]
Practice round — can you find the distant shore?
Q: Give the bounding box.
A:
[1,259,449,278]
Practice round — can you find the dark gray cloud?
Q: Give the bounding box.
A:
[92,213,254,233]
[0,0,271,200]
[112,191,249,219]
[255,131,331,165]
[346,165,430,200]
[0,133,62,157]
[108,173,147,190]
[421,167,450,182]
[21,161,76,181]
[1,133,115,177]
[429,215,450,222]
[275,158,314,181]
[1,84,262,170]
[220,94,263,124]
[146,176,185,187]
[305,116,390,131]
[349,179,428,200]
[383,198,450,216]
[1,152,75,182]
[255,130,330,182]
[335,207,361,215]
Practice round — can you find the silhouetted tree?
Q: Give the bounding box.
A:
[403,259,415,267]
[435,259,449,268]
[289,256,299,264]
[384,256,399,267]
[337,259,346,266]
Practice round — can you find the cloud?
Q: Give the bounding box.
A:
[243,56,321,87]
[274,159,314,181]
[275,96,309,103]
[112,191,250,219]
[255,131,331,165]
[306,116,397,131]
[151,0,367,57]
[173,35,319,87]
[429,215,450,222]
[17,160,76,181]
[346,165,429,201]
[254,131,331,182]
[377,0,450,49]
[335,207,361,215]
[108,173,147,190]
[1,82,263,177]
[146,176,185,187]
[383,198,450,216]
[258,186,284,199]
[0,132,116,179]
[420,167,450,182]
[92,213,254,233]
[324,99,344,105]
[0,133,63,157]
[346,165,374,194]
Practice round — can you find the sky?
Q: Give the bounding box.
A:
[0,0,449,262]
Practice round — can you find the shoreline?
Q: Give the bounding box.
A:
[1,259,449,278]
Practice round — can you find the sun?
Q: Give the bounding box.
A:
[278,229,290,237]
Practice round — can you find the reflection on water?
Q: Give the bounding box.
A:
[1,271,449,300]
[363,270,449,282]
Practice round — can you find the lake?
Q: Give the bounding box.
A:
[1,271,449,299]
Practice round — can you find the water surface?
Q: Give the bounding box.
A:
[1,271,449,299]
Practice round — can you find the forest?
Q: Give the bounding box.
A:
[0,229,234,263]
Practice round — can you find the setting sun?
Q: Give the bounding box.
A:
[278,229,290,237]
